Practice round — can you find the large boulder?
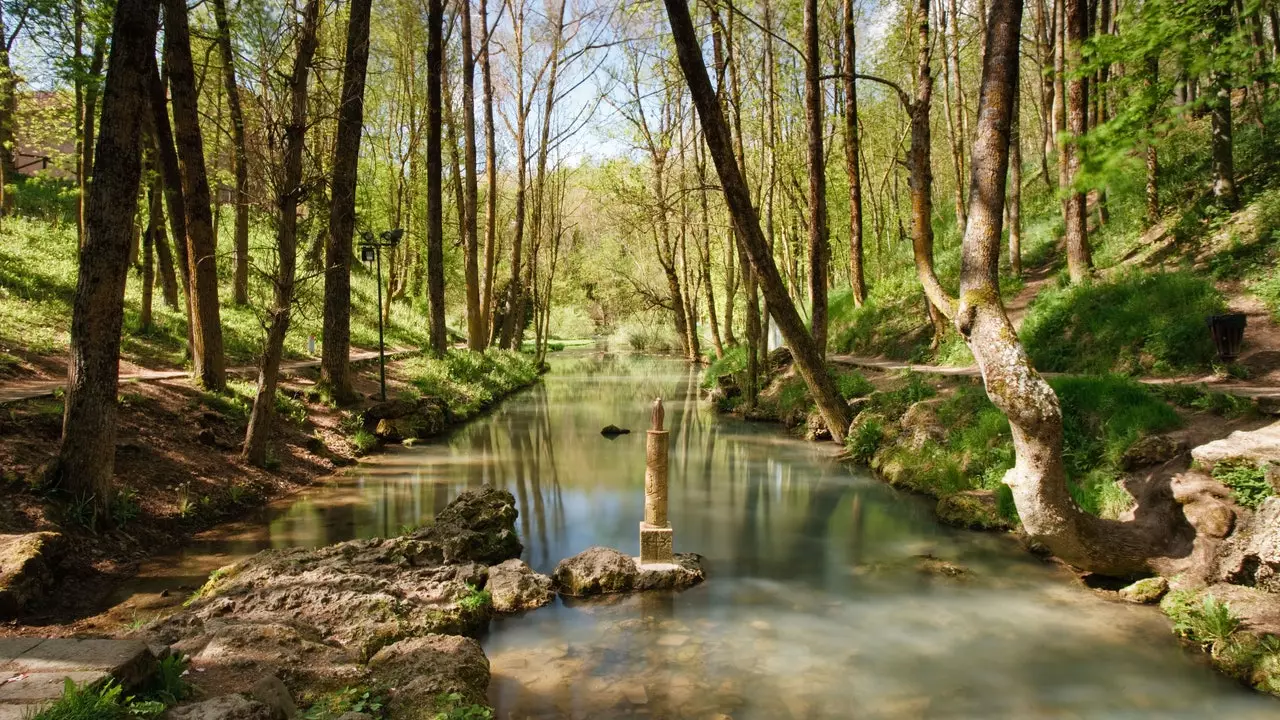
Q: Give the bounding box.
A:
[148,488,521,660]
[363,397,452,442]
[486,559,552,612]
[552,547,638,596]
[1217,497,1280,592]
[368,635,490,719]
[1121,435,1187,470]
[804,411,832,442]
[0,531,61,618]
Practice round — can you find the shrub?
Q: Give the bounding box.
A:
[835,370,874,399]
[1212,460,1274,509]
[1020,270,1226,375]
[846,417,884,463]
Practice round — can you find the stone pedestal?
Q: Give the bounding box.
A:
[639,522,673,565]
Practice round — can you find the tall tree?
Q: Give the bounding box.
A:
[243,0,321,466]
[1208,0,1237,208]
[804,0,830,355]
[426,0,447,354]
[1063,0,1091,281]
[842,0,866,305]
[164,0,226,390]
[664,0,851,442]
[461,0,483,350]
[47,0,158,519]
[212,0,250,306]
[320,0,374,403]
[479,0,499,344]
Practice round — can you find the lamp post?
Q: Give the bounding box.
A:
[359,227,403,401]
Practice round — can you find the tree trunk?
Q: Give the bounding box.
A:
[77,35,106,250]
[426,0,446,354]
[1209,0,1238,209]
[164,0,226,390]
[842,0,866,306]
[479,0,498,345]
[48,0,158,519]
[151,174,180,309]
[319,0,372,403]
[940,0,968,229]
[141,197,155,331]
[461,0,482,351]
[665,0,850,442]
[804,0,829,356]
[146,61,192,331]
[243,0,320,466]
[1063,0,1091,282]
[1008,80,1022,277]
[697,140,724,358]
[958,0,1173,575]
[1145,54,1160,227]
[212,0,251,306]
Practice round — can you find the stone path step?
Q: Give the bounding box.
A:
[0,638,159,718]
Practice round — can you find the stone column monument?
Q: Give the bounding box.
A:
[640,397,674,565]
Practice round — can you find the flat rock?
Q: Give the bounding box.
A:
[487,559,552,612]
[0,638,155,689]
[368,635,489,716]
[166,695,273,720]
[1121,435,1187,471]
[634,554,706,591]
[0,532,61,618]
[1191,421,1280,471]
[147,487,520,660]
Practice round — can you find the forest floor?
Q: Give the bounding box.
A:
[0,350,536,629]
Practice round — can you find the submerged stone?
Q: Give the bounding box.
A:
[552,546,705,596]
[600,425,631,438]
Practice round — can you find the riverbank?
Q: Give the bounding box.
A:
[705,351,1280,698]
[0,349,541,626]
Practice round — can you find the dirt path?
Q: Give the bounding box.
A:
[828,354,1280,400]
[0,347,411,404]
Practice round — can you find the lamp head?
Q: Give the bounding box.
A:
[360,245,376,263]
[382,228,404,246]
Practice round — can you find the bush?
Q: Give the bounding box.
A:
[402,350,538,419]
[1212,460,1274,509]
[835,370,874,399]
[1020,270,1226,375]
[846,417,884,463]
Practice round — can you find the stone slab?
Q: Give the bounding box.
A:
[0,638,43,661]
[0,670,107,702]
[1191,421,1280,470]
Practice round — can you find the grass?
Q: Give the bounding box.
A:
[1019,270,1226,376]
[854,375,1182,521]
[458,584,492,612]
[1212,460,1274,509]
[0,204,430,373]
[25,658,190,720]
[1164,591,1243,646]
[432,693,493,720]
[1162,589,1280,696]
[303,686,388,719]
[400,350,539,419]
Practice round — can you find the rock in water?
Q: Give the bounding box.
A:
[1118,576,1169,604]
[487,559,553,612]
[600,425,631,438]
[552,546,705,596]
[553,546,638,596]
[146,487,522,667]
[369,635,489,717]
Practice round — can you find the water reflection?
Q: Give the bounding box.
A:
[119,353,1276,718]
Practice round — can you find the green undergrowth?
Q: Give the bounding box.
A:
[1211,460,1274,509]
[28,655,190,719]
[399,350,539,419]
[1020,270,1225,376]
[1162,590,1280,697]
[859,375,1183,523]
[302,685,389,719]
[0,212,429,372]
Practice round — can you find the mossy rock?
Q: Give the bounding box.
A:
[1118,576,1169,604]
[935,490,1011,531]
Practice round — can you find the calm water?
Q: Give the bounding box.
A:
[120,353,1278,719]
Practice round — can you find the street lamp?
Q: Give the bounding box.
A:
[359,227,404,401]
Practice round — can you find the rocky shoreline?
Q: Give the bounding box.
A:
[140,487,705,718]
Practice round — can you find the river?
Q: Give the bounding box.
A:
[114,353,1279,718]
